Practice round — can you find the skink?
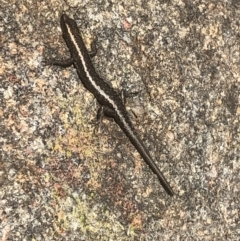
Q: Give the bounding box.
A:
[50,14,174,196]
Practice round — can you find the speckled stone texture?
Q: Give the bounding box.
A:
[0,0,239,240]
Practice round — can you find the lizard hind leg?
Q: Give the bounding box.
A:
[93,105,116,134]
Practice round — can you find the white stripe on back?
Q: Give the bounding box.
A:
[66,23,149,158]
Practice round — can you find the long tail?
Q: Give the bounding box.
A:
[131,134,174,196]
[122,122,174,196]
